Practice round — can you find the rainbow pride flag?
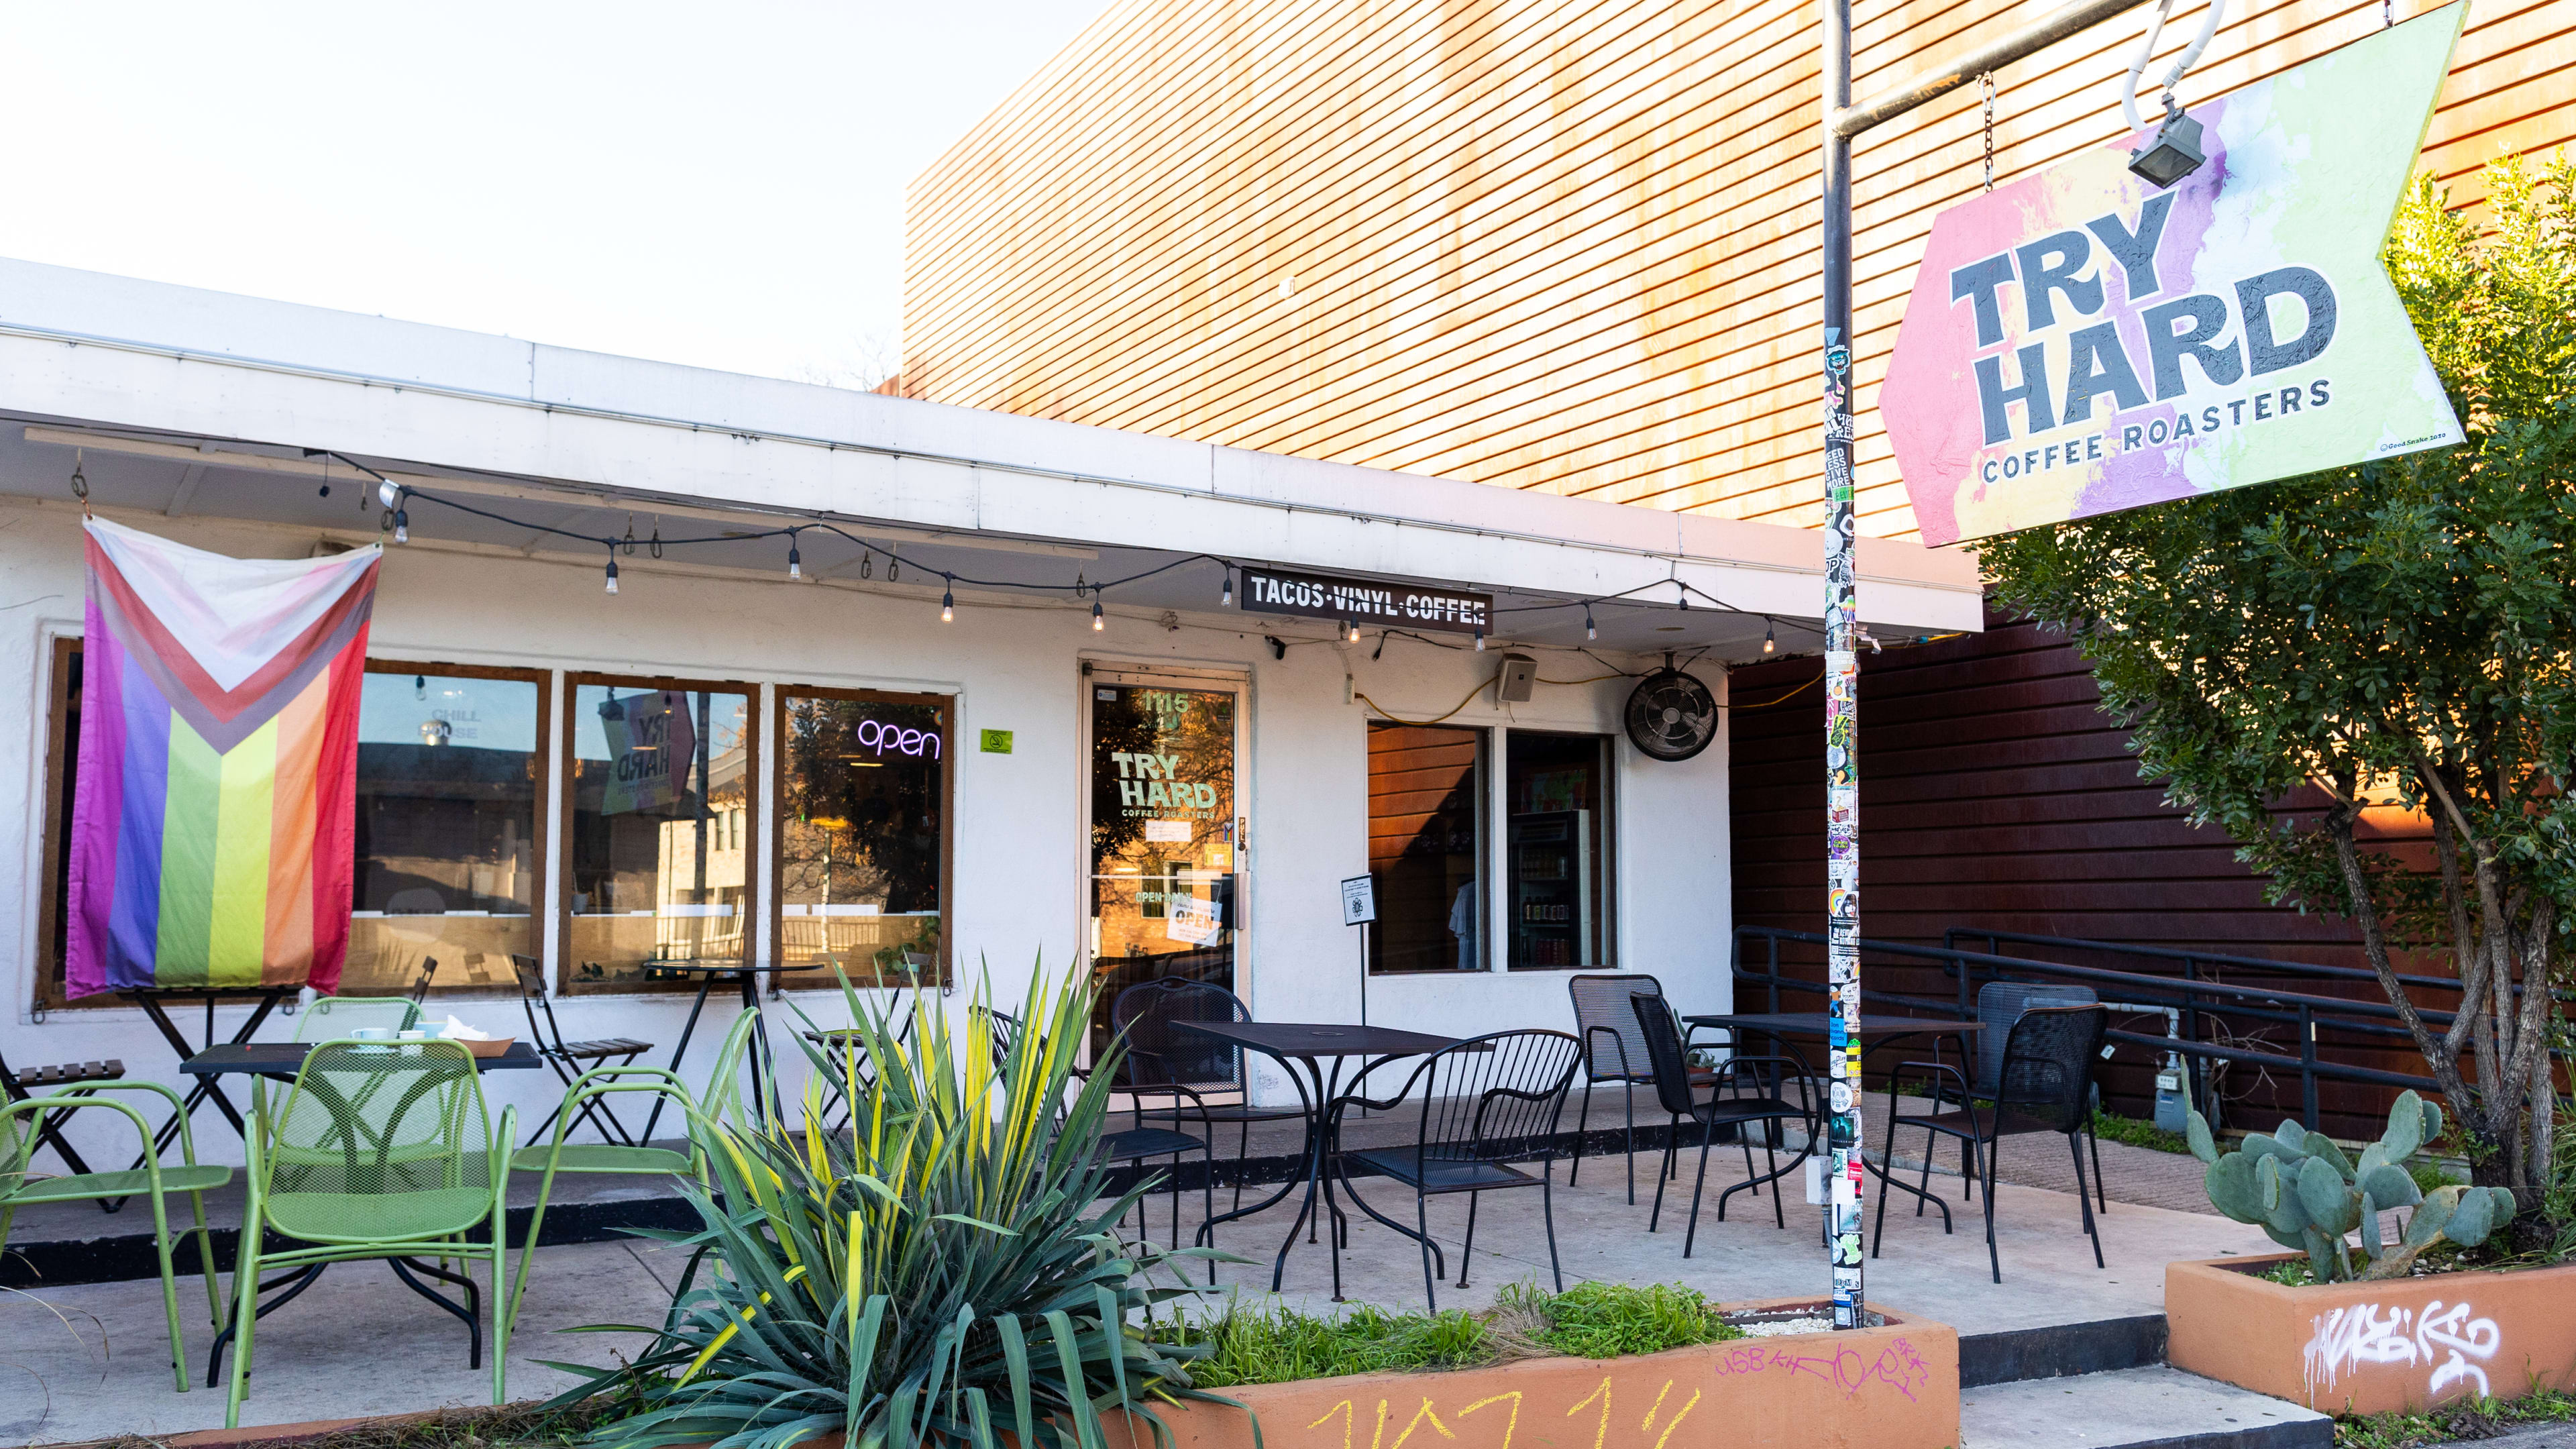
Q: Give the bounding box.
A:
[66,519,380,998]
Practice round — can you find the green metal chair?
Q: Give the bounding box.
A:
[1,1080,229,1391]
[505,1008,761,1328]
[292,994,421,1040]
[219,1038,516,1428]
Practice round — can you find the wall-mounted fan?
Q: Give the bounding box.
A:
[1623,659,1719,762]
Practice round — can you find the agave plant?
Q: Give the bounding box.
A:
[2190,1090,2516,1282]
[546,963,1237,1449]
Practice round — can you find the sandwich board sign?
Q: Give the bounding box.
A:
[1883,6,2467,547]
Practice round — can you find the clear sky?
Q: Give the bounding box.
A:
[0,1,1107,386]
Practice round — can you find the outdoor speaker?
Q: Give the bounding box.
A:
[1495,653,1537,703]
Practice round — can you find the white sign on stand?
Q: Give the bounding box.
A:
[1341,874,1377,1026]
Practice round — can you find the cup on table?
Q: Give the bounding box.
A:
[350,1027,396,1042]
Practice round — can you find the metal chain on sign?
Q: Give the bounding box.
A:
[1981,72,1997,191]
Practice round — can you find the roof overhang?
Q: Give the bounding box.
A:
[0,258,1982,655]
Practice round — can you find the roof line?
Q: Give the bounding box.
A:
[0,317,1835,580]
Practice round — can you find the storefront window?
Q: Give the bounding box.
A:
[350,667,546,996]
[1366,722,1485,973]
[1506,732,1613,970]
[777,688,951,985]
[564,678,755,991]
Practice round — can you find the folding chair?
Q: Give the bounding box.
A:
[0,1048,125,1180]
[508,955,653,1144]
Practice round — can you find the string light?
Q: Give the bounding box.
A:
[1762,620,1776,654]
[1345,619,1360,643]
[1585,605,1597,641]
[393,507,409,544]
[604,549,621,596]
[1091,599,1106,631]
[1222,568,1234,606]
[787,535,802,580]
[1473,625,1486,651]
[941,578,955,623]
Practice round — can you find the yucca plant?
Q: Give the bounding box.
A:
[545,963,1240,1449]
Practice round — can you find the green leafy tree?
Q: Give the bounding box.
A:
[1978,153,2574,1236]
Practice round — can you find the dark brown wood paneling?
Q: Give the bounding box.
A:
[1729,604,2443,1135]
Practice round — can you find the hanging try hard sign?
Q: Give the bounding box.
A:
[1882,7,2467,547]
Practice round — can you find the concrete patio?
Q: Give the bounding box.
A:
[2,1114,2287,1446]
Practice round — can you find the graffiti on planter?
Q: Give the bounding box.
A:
[1708,1336,1933,1401]
[1300,1377,1704,1449]
[2304,1300,2502,1402]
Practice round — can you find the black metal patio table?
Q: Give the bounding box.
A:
[1172,1020,1460,1298]
[180,1041,542,1079]
[633,961,817,1138]
[1683,1011,1985,1210]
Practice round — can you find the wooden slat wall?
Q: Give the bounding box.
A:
[1728,610,2445,1134]
[898,0,2571,541]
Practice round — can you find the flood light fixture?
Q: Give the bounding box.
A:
[2129,99,2206,188]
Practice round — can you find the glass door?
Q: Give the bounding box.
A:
[1084,673,1243,1054]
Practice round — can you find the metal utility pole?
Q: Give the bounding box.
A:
[1815,0,2152,1331]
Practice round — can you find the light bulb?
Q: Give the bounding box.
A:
[393,508,409,544]
[1762,621,1776,654]
[1474,627,1486,651]
[1092,600,1106,631]
[941,582,955,622]
[1222,570,1234,606]
[1585,606,1597,641]
[605,556,620,595]
[788,539,802,579]
[1345,619,1359,643]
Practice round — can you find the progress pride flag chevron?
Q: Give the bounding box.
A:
[66,519,380,997]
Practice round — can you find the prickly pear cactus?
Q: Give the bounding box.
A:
[2188,1090,2515,1282]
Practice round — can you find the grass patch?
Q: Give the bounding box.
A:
[1166,1282,1741,1388]
[1505,1281,1743,1360]
[2088,1109,2190,1155]
[2335,1385,2576,1447]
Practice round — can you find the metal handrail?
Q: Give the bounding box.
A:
[1727,926,2560,1132]
[1941,927,2531,1000]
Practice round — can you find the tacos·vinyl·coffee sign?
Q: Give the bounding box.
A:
[1882,6,2467,548]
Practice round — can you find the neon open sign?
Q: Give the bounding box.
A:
[853,718,942,759]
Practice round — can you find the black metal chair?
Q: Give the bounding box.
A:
[1629,993,1817,1254]
[977,1006,1216,1273]
[1564,973,1727,1203]
[1874,1002,2108,1283]
[1970,982,2106,1214]
[1326,1029,1581,1312]
[508,955,654,1144]
[1110,979,1306,1210]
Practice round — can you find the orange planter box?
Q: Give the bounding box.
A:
[1118,1299,1958,1449]
[2167,1255,2576,1416]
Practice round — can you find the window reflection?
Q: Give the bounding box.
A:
[565,681,753,991]
[1366,722,1485,973]
[1506,732,1613,970]
[350,668,543,996]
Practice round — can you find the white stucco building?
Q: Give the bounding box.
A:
[0,258,1982,1161]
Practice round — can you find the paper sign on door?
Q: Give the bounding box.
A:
[1167,895,1222,946]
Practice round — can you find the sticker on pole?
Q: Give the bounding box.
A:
[1882,7,2467,548]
